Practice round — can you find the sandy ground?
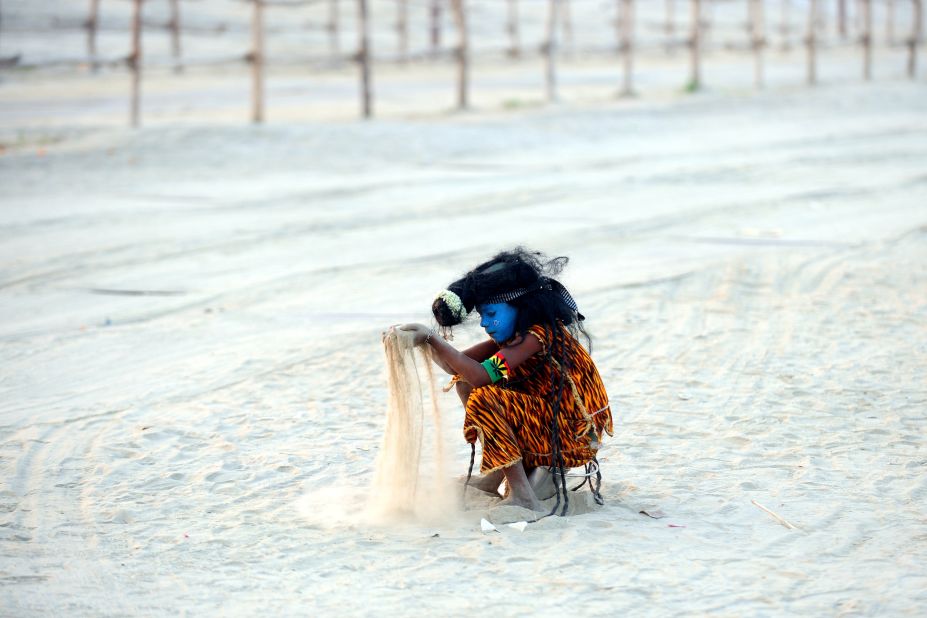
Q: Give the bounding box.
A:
[1,78,926,615]
[2,3,927,616]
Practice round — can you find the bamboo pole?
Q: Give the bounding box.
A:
[779,0,790,52]
[702,0,712,47]
[688,0,701,91]
[450,0,468,110]
[921,0,927,43]
[838,0,847,39]
[862,0,872,80]
[545,0,560,102]
[129,0,142,127]
[249,0,265,124]
[430,0,442,57]
[750,0,765,88]
[886,0,895,45]
[507,0,520,58]
[619,0,634,96]
[168,0,182,73]
[665,0,675,49]
[908,0,922,77]
[806,0,817,85]
[87,0,101,71]
[357,0,372,118]
[397,0,408,64]
[328,0,340,60]
[561,0,574,58]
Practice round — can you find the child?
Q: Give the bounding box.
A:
[396,248,613,515]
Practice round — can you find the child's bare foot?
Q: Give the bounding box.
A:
[460,469,504,495]
[500,463,544,512]
[497,492,543,513]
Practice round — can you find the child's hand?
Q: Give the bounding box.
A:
[381,323,400,343]
[398,323,432,346]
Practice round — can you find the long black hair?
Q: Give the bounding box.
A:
[433,247,593,517]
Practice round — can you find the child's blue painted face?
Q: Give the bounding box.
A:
[477,302,518,343]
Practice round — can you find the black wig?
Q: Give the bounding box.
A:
[431,247,591,351]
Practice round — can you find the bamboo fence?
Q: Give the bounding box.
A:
[0,0,921,126]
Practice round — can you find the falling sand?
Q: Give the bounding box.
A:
[370,329,454,521]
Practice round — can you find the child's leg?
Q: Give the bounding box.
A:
[527,466,557,500]
[466,468,504,495]
[456,381,504,493]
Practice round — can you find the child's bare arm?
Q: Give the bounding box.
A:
[431,339,497,374]
[398,323,541,387]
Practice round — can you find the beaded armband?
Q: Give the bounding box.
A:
[480,352,510,384]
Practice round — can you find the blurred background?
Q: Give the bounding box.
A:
[1,0,923,128]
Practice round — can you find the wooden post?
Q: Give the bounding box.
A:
[838,0,847,39]
[702,0,712,48]
[688,0,701,91]
[129,0,142,127]
[561,0,574,58]
[545,0,560,102]
[806,0,817,85]
[430,0,442,57]
[328,0,340,60]
[779,0,790,52]
[750,0,765,88]
[506,0,520,58]
[86,0,101,71]
[862,0,872,79]
[450,0,468,110]
[816,0,827,33]
[909,0,923,77]
[168,0,182,73]
[619,0,634,96]
[397,0,408,63]
[249,0,265,124]
[921,0,927,43]
[665,0,675,50]
[357,0,372,118]
[886,0,895,45]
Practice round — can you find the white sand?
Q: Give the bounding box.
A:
[2,3,927,616]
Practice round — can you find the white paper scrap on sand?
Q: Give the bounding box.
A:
[480,518,498,533]
[506,521,528,532]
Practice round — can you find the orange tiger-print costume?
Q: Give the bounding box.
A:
[463,324,613,474]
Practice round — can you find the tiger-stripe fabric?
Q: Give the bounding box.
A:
[463,324,613,474]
